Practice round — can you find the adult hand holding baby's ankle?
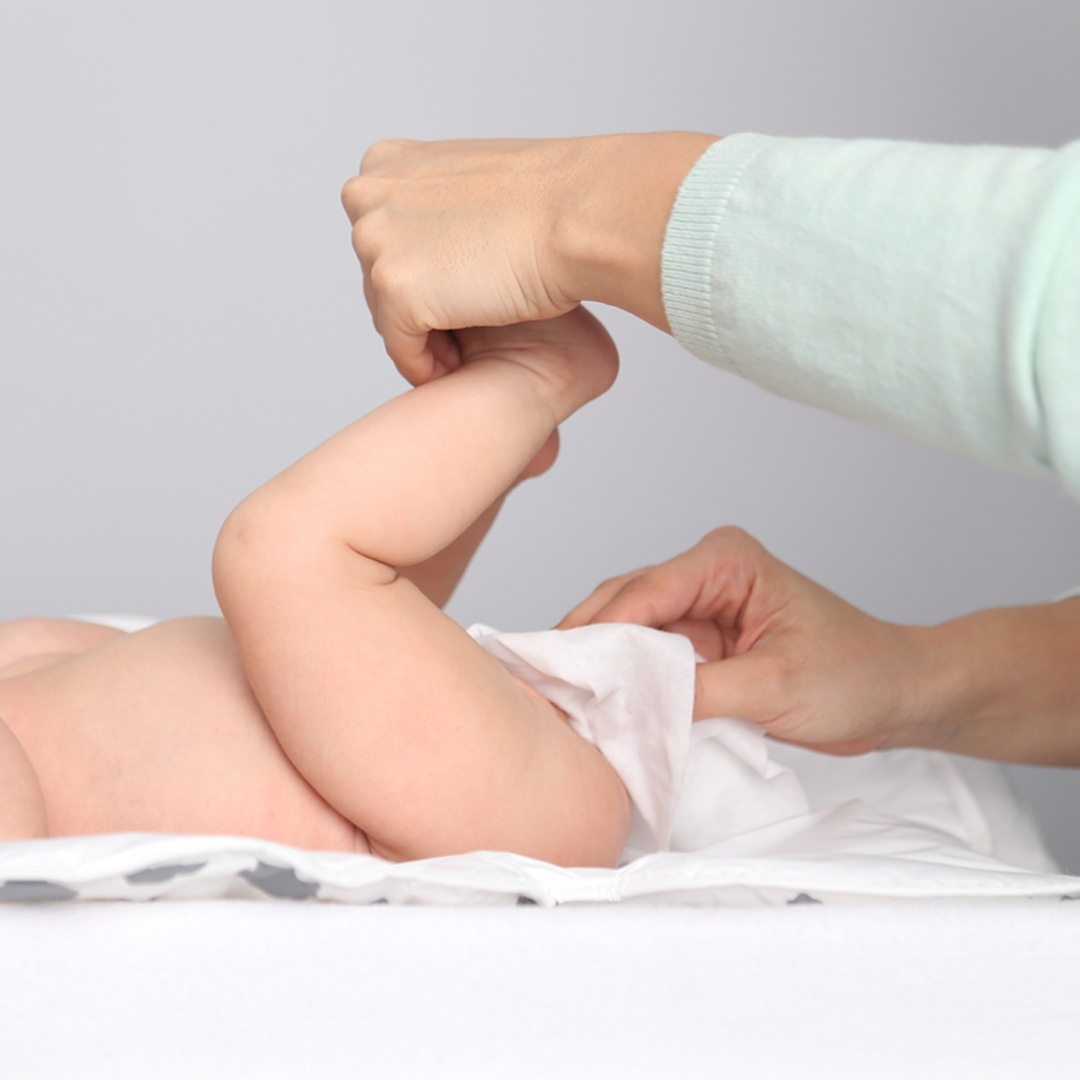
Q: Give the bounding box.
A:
[342,133,716,385]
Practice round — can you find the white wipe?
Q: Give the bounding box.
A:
[468,623,808,860]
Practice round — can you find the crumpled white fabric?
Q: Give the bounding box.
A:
[468,623,808,861]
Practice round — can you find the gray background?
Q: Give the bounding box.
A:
[2,1,1078,866]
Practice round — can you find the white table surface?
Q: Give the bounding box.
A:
[3,899,1078,1079]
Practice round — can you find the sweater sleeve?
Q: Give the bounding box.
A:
[661,133,1080,500]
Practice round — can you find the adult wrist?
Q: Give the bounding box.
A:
[896,621,973,754]
[548,132,720,331]
[909,604,1080,765]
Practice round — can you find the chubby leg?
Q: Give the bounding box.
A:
[0,618,122,837]
[0,618,125,679]
[0,714,47,839]
[214,310,629,866]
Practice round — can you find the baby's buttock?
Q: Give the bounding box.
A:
[0,616,368,854]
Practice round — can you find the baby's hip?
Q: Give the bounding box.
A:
[0,616,363,851]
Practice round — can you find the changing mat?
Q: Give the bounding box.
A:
[1,617,1077,906]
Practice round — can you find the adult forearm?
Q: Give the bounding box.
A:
[916,599,1080,765]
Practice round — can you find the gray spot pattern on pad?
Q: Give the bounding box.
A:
[239,861,319,900]
[126,862,206,884]
[787,892,823,905]
[516,895,538,905]
[0,879,78,901]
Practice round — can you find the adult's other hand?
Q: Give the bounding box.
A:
[341,133,717,385]
[558,527,1080,765]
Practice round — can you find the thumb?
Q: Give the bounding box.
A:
[425,330,464,380]
[381,325,462,387]
[380,321,437,386]
[693,653,880,755]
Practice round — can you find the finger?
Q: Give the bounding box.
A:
[556,570,646,630]
[692,654,882,754]
[692,653,785,725]
[427,330,463,380]
[359,271,435,386]
[581,557,712,630]
[765,732,882,757]
[340,174,366,225]
[655,617,727,662]
[379,318,437,386]
[362,273,380,326]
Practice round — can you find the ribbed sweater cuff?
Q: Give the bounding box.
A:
[661,133,775,363]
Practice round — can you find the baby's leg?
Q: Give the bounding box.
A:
[214,310,628,866]
[0,714,47,839]
[0,618,125,678]
[0,622,121,833]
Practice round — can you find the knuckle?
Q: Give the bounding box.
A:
[368,266,431,336]
[619,572,659,599]
[598,569,644,595]
[342,174,389,223]
[704,524,747,544]
[367,255,407,296]
[702,525,763,556]
[360,137,415,172]
[349,212,381,259]
[340,174,365,214]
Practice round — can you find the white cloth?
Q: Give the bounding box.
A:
[468,623,808,859]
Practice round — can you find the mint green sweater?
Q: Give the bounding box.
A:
[662,134,1080,501]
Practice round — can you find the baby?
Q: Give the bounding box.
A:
[0,309,633,867]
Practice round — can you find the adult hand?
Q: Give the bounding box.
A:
[341,133,718,385]
[558,527,1080,764]
[559,527,925,755]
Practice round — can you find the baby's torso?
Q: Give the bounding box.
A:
[0,617,366,853]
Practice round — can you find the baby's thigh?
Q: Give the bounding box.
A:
[0,713,47,840]
[0,617,124,674]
